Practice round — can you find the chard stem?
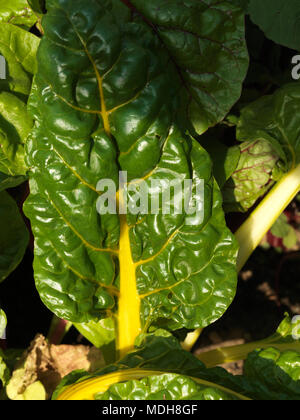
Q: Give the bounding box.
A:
[236,163,300,271]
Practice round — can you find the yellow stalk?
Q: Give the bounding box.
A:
[116,193,141,358]
[236,163,300,271]
[57,369,251,400]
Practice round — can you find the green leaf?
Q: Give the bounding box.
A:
[236,83,300,169]
[130,0,249,134]
[74,318,116,364]
[24,0,238,350]
[0,172,27,192]
[271,214,291,238]
[200,137,241,188]
[95,372,239,400]
[0,23,40,96]
[248,0,300,51]
[54,324,300,400]
[222,139,281,212]
[27,0,46,15]
[0,92,33,176]
[0,191,29,283]
[0,0,36,29]
[244,348,300,400]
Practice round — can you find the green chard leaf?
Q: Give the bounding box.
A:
[0,0,36,29]
[0,92,33,176]
[0,191,29,283]
[222,83,300,212]
[237,83,300,169]
[129,0,249,134]
[222,139,281,212]
[24,0,239,356]
[0,173,27,192]
[248,0,300,51]
[54,320,300,400]
[0,23,40,97]
[27,0,46,15]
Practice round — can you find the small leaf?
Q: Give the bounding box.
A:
[222,140,281,212]
[0,172,27,192]
[0,23,40,96]
[0,0,36,29]
[0,191,29,283]
[0,92,33,176]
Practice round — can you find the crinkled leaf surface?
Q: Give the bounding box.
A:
[54,326,300,400]
[95,372,239,400]
[0,191,29,283]
[0,23,40,96]
[0,92,33,176]
[222,139,281,212]
[129,0,249,134]
[25,0,238,350]
[248,0,300,51]
[0,0,36,29]
[237,83,300,170]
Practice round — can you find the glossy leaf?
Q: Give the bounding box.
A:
[248,0,300,51]
[24,0,238,354]
[74,319,116,364]
[244,348,300,400]
[54,324,300,400]
[0,0,36,29]
[0,191,29,283]
[129,0,249,134]
[0,23,40,96]
[0,92,33,176]
[95,372,239,400]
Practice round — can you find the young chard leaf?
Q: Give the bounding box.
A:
[24,0,238,356]
[237,83,300,169]
[0,191,29,283]
[222,139,281,212]
[222,83,300,212]
[0,23,40,97]
[0,92,33,176]
[0,173,27,192]
[0,0,36,29]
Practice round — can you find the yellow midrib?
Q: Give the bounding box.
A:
[117,197,141,357]
[57,369,251,400]
[86,48,141,355]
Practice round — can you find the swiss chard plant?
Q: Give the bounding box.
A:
[1,0,300,401]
